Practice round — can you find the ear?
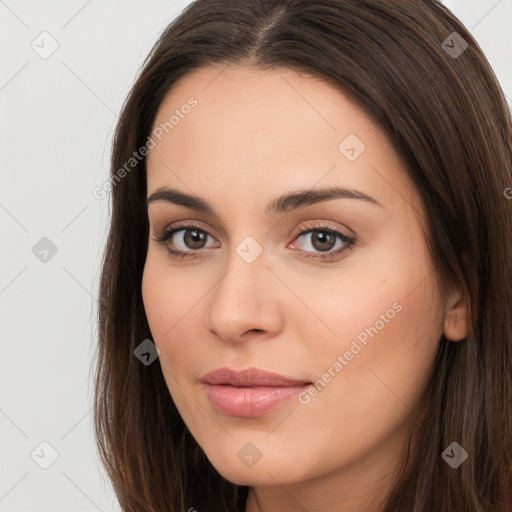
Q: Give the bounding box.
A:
[443,287,469,342]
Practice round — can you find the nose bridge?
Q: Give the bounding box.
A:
[213,235,268,311]
[206,234,280,340]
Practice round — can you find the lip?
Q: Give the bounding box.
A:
[201,367,312,417]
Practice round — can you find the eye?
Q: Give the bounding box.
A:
[288,222,355,261]
[154,225,218,258]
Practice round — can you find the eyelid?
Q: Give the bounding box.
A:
[157,219,218,238]
[161,219,216,234]
[288,219,353,241]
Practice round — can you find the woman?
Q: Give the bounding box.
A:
[93,0,512,510]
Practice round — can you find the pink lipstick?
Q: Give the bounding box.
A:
[200,367,311,417]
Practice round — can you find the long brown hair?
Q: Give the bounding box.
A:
[93,0,512,510]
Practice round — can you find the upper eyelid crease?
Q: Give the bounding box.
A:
[146,186,384,216]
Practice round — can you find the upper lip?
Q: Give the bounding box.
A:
[200,367,311,387]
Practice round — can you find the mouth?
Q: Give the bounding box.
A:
[200,367,312,417]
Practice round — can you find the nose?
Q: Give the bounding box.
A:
[206,246,284,344]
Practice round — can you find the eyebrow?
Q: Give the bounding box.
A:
[146,185,384,215]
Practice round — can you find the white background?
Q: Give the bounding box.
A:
[1,1,511,510]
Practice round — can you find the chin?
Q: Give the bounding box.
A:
[208,452,305,487]
[218,467,285,487]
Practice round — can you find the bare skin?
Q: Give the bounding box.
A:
[141,63,469,512]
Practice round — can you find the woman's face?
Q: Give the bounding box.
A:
[142,64,462,508]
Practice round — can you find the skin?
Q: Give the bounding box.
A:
[141,63,469,512]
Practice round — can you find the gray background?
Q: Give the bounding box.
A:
[1,1,511,510]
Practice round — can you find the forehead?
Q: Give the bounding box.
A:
[148,64,373,162]
[146,64,420,219]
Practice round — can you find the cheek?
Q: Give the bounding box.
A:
[286,226,443,367]
[141,252,209,392]
[142,249,200,339]
[142,254,191,365]
[294,234,445,428]
[142,255,172,340]
[307,283,442,435]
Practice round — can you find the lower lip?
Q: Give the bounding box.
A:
[204,384,309,417]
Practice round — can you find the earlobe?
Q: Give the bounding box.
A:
[443,289,469,342]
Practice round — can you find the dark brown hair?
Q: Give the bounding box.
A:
[93,0,512,510]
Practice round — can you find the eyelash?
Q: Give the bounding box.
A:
[153,222,356,262]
